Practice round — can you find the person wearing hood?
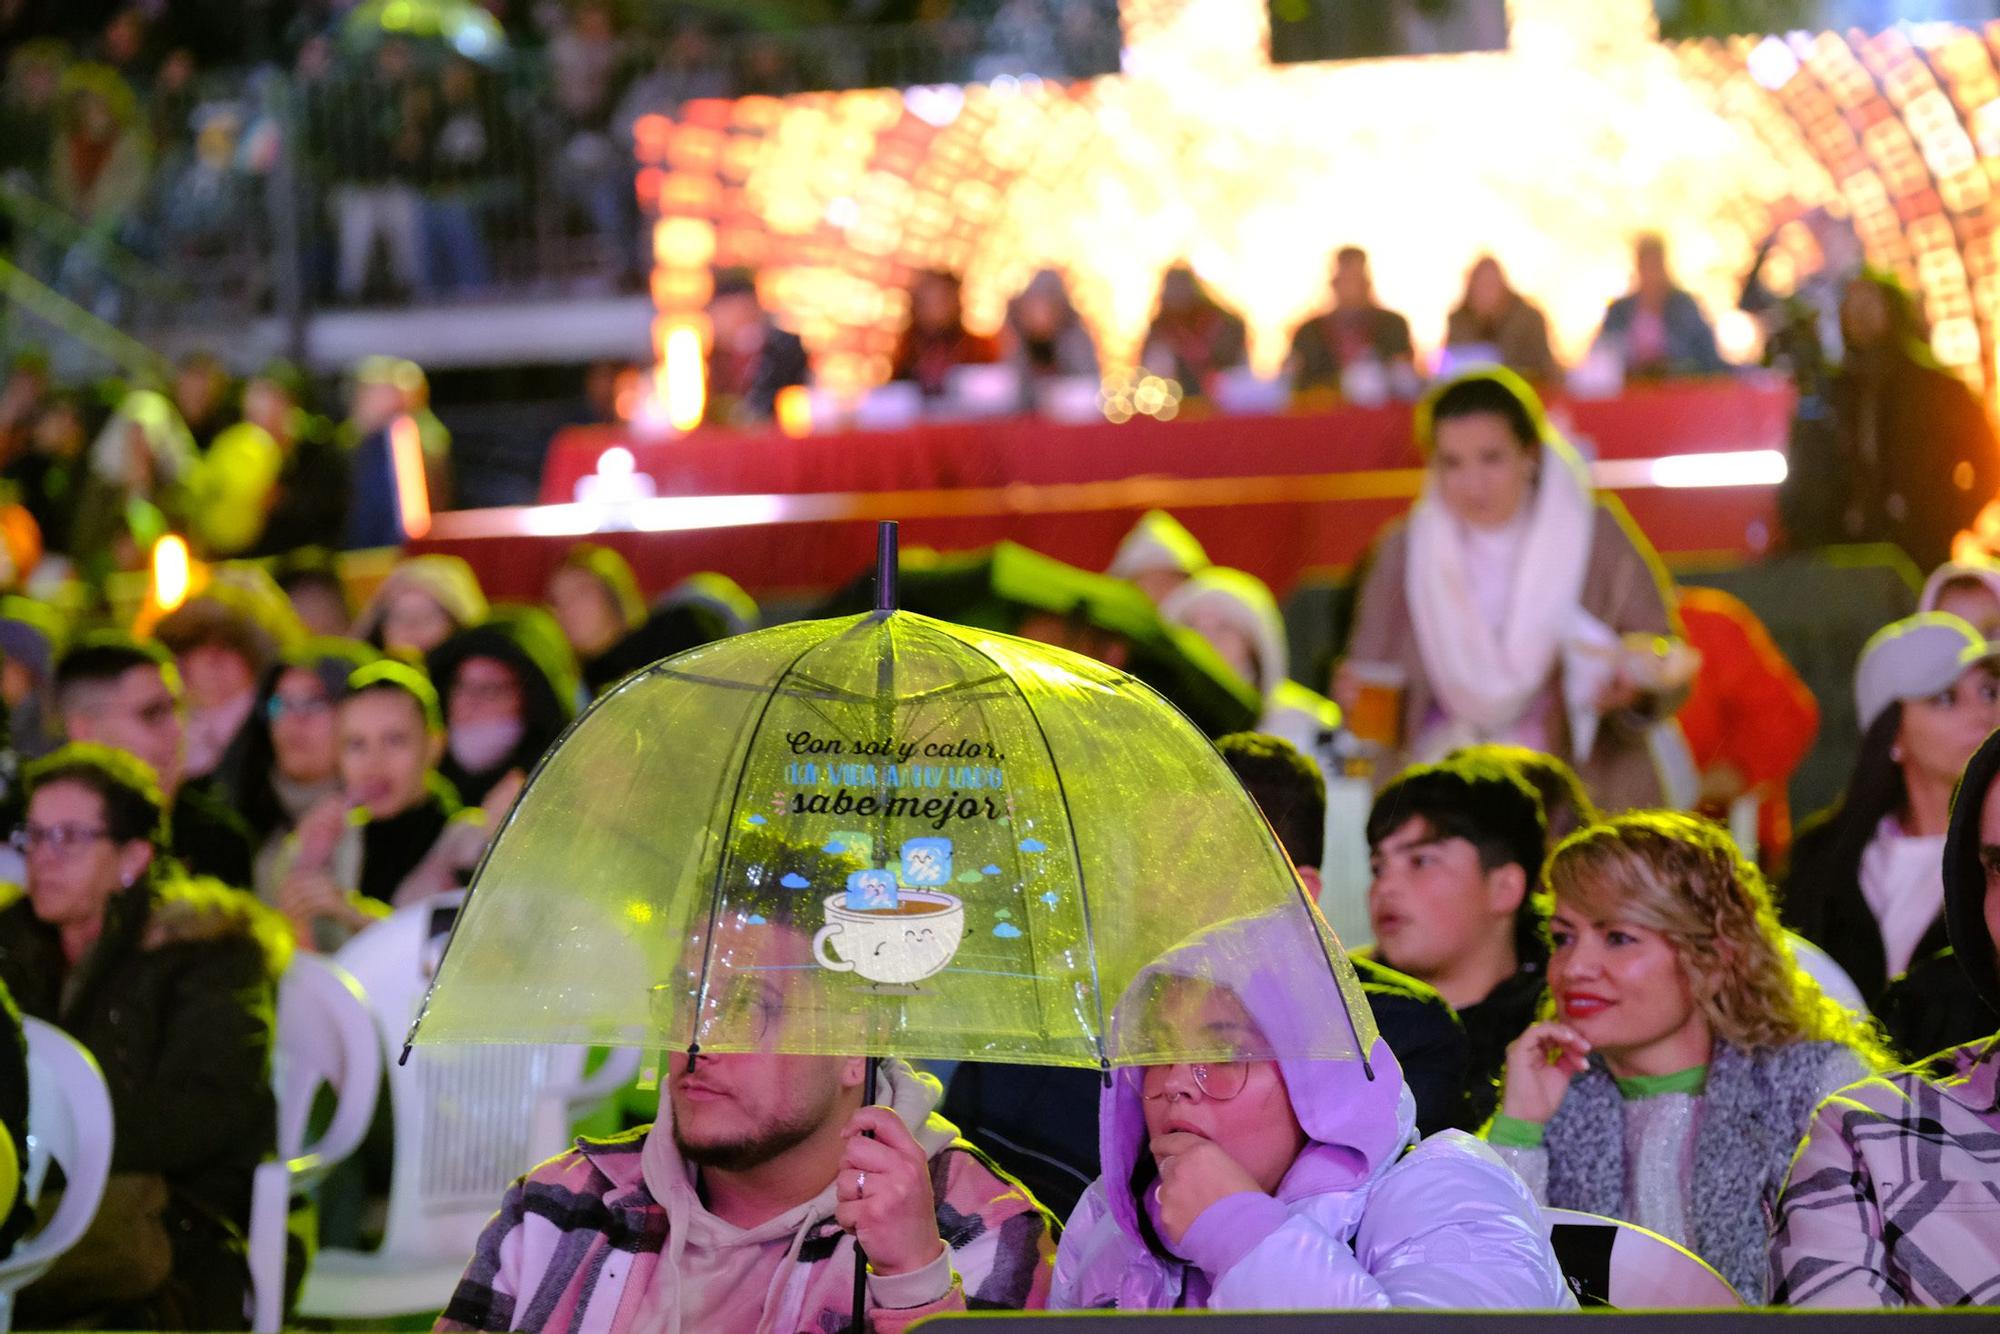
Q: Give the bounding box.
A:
[1918,557,2000,641]
[0,743,288,1329]
[1338,368,1687,812]
[439,846,1056,1334]
[275,662,500,952]
[546,543,645,692]
[1487,813,1892,1302]
[583,573,760,697]
[1106,510,1208,606]
[1050,908,1566,1312]
[1784,613,2000,1018]
[1771,724,2000,1306]
[1160,567,1343,769]
[353,553,489,659]
[427,606,577,807]
[233,638,379,901]
[0,593,66,759]
[942,734,1484,1224]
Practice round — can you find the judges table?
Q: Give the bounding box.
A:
[420,379,1793,604]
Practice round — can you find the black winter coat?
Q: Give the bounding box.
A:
[0,874,285,1326]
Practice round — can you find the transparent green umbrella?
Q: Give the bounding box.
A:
[410,525,1374,1073]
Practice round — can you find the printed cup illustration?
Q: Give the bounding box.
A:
[814,888,966,984]
[1345,661,1407,751]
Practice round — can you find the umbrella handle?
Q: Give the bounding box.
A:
[813,923,857,972]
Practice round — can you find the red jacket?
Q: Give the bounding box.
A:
[1676,586,1819,862]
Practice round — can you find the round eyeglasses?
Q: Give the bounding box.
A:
[1140,1061,1249,1102]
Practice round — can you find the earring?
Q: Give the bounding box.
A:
[1890,744,1904,763]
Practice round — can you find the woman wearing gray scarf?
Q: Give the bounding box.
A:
[1484,814,1891,1300]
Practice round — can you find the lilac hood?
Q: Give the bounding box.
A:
[1052,911,1573,1312]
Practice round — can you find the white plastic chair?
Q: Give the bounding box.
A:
[1789,932,1872,1018]
[0,1020,115,1333]
[1544,1207,1743,1309]
[296,893,640,1320]
[247,955,383,1332]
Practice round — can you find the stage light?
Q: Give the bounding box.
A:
[775,385,814,438]
[654,321,708,434]
[389,415,432,540]
[150,534,191,614]
[1646,449,1789,490]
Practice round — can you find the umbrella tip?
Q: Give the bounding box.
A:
[874,521,899,614]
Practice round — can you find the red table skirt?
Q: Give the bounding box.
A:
[422,380,1791,604]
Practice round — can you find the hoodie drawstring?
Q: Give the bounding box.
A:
[752,1210,824,1334]
[661,1180,691,1334]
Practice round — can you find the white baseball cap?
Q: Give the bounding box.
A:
[1854,612,2000,732]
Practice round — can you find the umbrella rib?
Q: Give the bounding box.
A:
[683,634,831,1058]
[664,651,1012,711]
[403,631,697,1056]
[948,635,1111,1074]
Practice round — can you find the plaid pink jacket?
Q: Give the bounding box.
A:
[436,1127,1053,1333]
[1770,1037,2000,1307]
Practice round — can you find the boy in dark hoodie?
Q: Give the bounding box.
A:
[1772,725,2000,1305]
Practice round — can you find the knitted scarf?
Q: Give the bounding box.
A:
[1542,1040,1843,1302]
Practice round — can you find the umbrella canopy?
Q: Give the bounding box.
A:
[412,608,1373,1070]
[821,542,1262,740]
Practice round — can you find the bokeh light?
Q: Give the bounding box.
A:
[638,0,2000,404]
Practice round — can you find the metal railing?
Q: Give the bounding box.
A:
[0,8,1129,368]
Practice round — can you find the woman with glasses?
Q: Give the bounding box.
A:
[1050,912,1569,1311]
[234,638,378,902]
[0,742,288,1329]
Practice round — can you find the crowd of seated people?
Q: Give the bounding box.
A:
[0,346,451,594]
[2,353,2000,1330]
[0,2,1126,311]
[868,234,1733,425]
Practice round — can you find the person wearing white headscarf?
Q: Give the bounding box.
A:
[1107,510,1208,606]
[1918,557,2000,641]
[1159,567,1340,762]
[1339,368,1688,811]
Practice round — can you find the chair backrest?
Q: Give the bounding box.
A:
[1788,932,1871,1018]
[0,1020,114,1291]
[274,954,382,1184]
[334,893,609,1264]
[1544,1208,1743,1309]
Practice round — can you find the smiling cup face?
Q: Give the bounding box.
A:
[813,890,965,984]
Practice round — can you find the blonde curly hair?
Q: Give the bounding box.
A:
[1543,811,1890,1064]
